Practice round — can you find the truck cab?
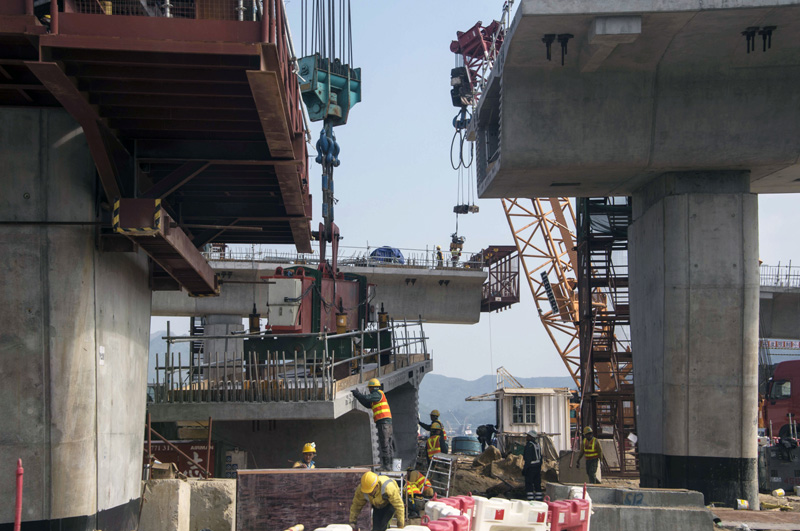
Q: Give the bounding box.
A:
[763,360,800,439]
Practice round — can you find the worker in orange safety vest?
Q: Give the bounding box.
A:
[351,378,395,470]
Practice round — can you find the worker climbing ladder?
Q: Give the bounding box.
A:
[425,455,455,498]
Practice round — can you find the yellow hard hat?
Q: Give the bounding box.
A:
[367,378,380,388]
[430,410,440,417]
[437,245,441,250]
[302,442,316,454]
[583,426,593,435]
[360,471,379,493]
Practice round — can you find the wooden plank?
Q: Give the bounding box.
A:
[237,468,373,531]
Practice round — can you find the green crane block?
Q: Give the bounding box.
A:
[298,53,361,126]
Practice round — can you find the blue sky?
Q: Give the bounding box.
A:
[152,0,800,381]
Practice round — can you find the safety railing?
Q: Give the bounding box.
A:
[72,0,258,21]
[201,245,487,270]
[150,320,430,405]
[760,264,799,288]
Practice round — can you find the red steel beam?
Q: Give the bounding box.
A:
[246,68,294,159]
[108,118,263,133]
[79,79,254,97]
[53,13,260,45]
[141,161,210,200]
[25,60,122,202]
[66,64,251,84]
[115,199,218,296]
[90,93,257,111]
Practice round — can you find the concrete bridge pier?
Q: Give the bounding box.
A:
[630,171,759,508]
[203,315,244,381]
[0,108,151,529]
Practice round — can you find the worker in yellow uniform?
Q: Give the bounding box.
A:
[292,442,316,469]
[575,426,603,484]
[419,410,448,462]
[349,471,405,531]
[406,469,434,517]
[435,245,443,267]
[351,378,395,469]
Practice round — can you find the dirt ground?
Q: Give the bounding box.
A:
[410,448,800,528]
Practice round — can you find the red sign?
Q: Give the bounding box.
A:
[494,509,505,521]
[144,441,215,478]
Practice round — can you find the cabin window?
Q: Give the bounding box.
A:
[512,396,536,424]
[769,380,792,400]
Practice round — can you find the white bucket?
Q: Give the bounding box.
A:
[392,458,402,471]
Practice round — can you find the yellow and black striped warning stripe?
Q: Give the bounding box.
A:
[113,199,163,235]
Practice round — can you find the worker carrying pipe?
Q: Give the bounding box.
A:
[349,471,405,531]
[351,378,395,470]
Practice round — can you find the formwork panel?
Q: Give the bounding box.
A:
[237,468,372,531]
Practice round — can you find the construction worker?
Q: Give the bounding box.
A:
[435,245,443,267]
[450,233,464,267]
[476,424,498,451]
[522,430,543,501]
[292,442,316,469]
[349,471,405,531]
[575,426,603,484]
[419,409,448,461]
[406,469,434,517]
[351,378,395,469]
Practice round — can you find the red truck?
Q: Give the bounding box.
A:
[763,360,800,439]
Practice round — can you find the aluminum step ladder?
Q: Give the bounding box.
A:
[425,455,455,498]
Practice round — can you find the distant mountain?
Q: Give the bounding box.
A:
[418,373,575,435]
[148,330,190,384]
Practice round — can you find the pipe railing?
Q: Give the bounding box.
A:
[760,263,799,288]
[201,246,487,270]
[150,320,429,405]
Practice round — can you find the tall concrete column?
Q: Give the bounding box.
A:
[0,108,151,529]
[203,315,244,380]
[387,383,420,468]
[630,171,759,507]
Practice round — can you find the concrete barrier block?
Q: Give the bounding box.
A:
[140,479,190,531]
[591,504,715,531]
[613,487,705,508]
[189,478,237,531]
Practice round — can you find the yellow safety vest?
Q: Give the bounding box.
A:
[406,474,431,498]
[583,437,600,459]
[371,390,392,422]
[427,435,442,458]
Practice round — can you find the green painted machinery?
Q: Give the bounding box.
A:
[298,54,361,126]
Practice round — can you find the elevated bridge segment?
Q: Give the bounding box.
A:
[472,0,799,509]
[152,259,488,324]
[475,0,799,198]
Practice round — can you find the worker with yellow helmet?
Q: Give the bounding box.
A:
[349,471,405,531]
[292,442,316,469]
[575,426,603,484]
[351,378,395,469]
[419,409,448,461]
[435,245,443,267]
